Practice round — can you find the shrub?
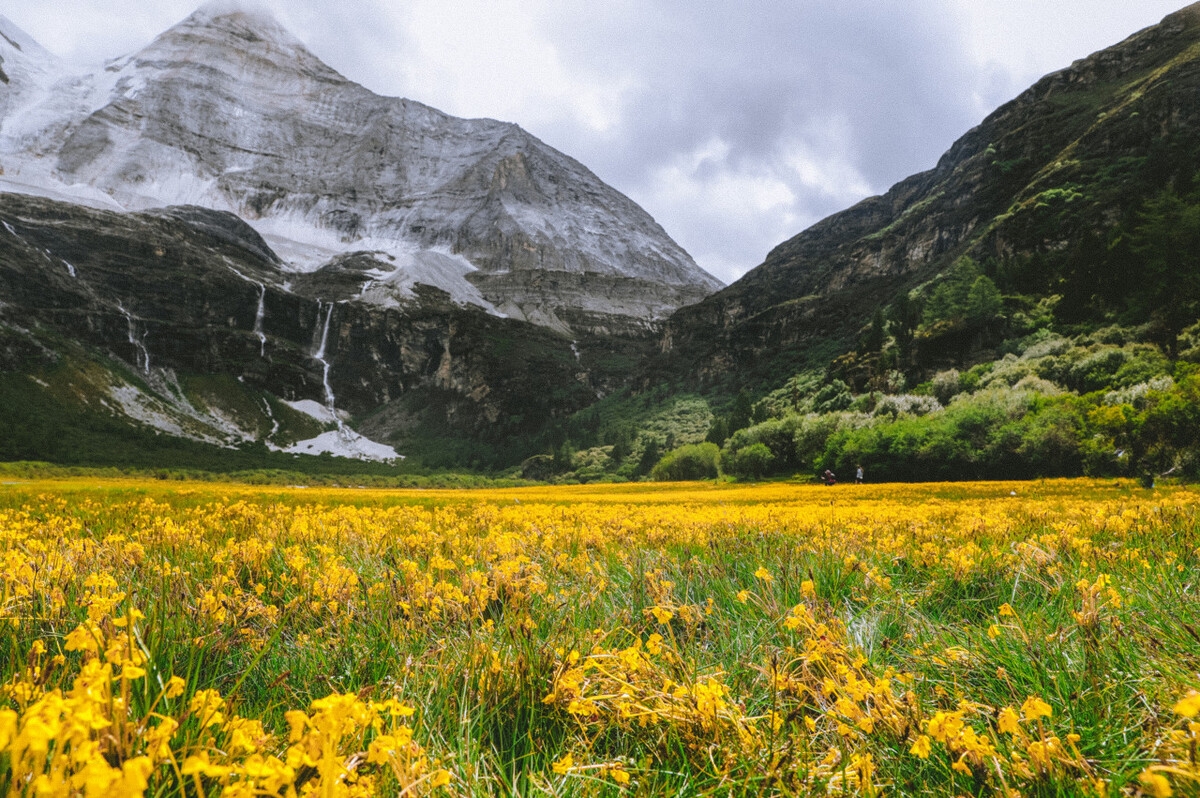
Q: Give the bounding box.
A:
[519,454,555,481]
[793,413,844,473]
[931,369,962,405]
[812,380,853,413]
[650,442,721,481]
[872,394,942,419]
[822,386,1085,481]
[725,416,802,473]
[723,443,775,480]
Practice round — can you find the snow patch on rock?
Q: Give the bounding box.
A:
[280,399,402,462]
[356,248,502,315]
[282,398,340,424]
[283,429,401,462]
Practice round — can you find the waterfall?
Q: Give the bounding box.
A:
[226,265,267,357]
[260,396,280,439]
[118,303,151,375]
[291,299,404,461]
[312,301,340,422]
[253,282,266,356]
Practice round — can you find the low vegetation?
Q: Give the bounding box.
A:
[0,478,1197,795]
[541,185,1200,486]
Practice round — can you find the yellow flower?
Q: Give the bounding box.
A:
[735,590,751,603]
[181,752,232,778]
[649,606,674,624]
[754,566,773,583]
[998,603,1016,617]
[927,711,964,743]
[610,766,631,785]
[801,579,816,598]
[997,707,1020,735]
[909,735,932,758]
[552,752,574,774]
[285,710,309,742]
[121,664,147,680]
[189,689,227,727]
[64,622,101,654]
[164,676,186,699]
[430,769,452,787]
[0,710,18,750]
[1173,691,1200,718]
[1021,696,1053,721]
[987,624,1001,640]
[1139,769,1172,798]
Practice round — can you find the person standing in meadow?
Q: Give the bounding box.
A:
[856,465,864,484]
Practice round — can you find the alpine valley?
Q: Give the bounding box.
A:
[4,2,1200,482]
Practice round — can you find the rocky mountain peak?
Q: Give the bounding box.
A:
[136,1,342,85]
[190,0,289,30]
[0,16,63,138]
[0,3,720,337]
[0,15,53,61]
[1167,0,1200,25]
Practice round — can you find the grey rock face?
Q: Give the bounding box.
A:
[0,3,720,334]
[0,189,610,463]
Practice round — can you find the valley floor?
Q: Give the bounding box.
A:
[1,477,1197,795]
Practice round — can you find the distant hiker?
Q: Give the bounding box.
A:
[855,465,864,484]
[822,469,836,486]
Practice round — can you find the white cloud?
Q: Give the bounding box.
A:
[781,116,876,204]
[630,138,816,281]
[948,1,1188,109]
[361,0,637,136]
[649,138,797,220]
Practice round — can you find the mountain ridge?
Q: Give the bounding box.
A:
[656,1,1200,387]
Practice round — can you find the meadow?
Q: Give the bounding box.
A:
[0,477,1197,796]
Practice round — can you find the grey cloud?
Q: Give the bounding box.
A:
[525,1,987,276]
[3,0,1191,283]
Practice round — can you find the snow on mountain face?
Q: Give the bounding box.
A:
[0,5,721,333]
[0,14,59,92]
[0,14,64,140]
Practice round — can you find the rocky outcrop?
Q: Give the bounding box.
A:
[0,191,608,460]
[0,3,720,336]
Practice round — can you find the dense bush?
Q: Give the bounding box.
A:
[724,416,803,474]
[923,257,1003,328]
[557,317,1200,485]
[650,442,721,481]
[821,388,1087,481]
[722,442,774,479]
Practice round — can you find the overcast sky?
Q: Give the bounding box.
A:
[2,1,1191,284]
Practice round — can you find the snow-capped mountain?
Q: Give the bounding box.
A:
[0,2,721,335]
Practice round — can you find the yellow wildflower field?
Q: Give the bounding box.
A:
[0,477,1197,796]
